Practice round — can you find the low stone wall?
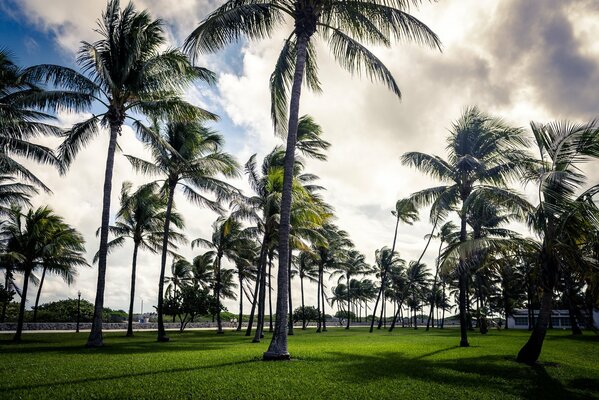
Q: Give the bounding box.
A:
[0,322,226,331]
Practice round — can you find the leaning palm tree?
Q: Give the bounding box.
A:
[516,120,599,364]
[27,0,215,347]
[185,0,441,360]
[1,206,87,342]
[402,106,531,347]
[101,182,186,336]
[126,119,239,341]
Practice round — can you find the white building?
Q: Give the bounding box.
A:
[506,309,599,329]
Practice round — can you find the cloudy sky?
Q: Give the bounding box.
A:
[1,0,598,315]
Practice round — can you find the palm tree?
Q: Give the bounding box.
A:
[404,261,431,329]
[101,182,186,336]
[295,250,318,329]
[370,246,404,332]
[516,120,599,364]
[31,263,77,323]
[232,246,257,331]
[0,49,68,194]
[402,106,530,347]
[27,0,215,347]
[425,221,456,330]
[192,216,253,334]
[127,120,239,341]
[370,199,418,332]
[331,249,368,329]
[185,0,440,361]
[1,206,87,342]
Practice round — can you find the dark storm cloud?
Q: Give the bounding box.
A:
[488,0,599,119]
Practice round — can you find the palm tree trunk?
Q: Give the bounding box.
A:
[126,242,139,337]
[389,299,404,332]
[32,266,47,323]
[370,214,400,332]
[346,272,351,330]
[300,276,306,329]
[316,267,322,333]
[321,267,327,332]
[246,235,267,336]
[517,288,553,364]
[157,180,176,342]
[458,214,469,347]
[14,267,31,342]
[237,274,243,331]
[268,252,273,332]
[87,121,120,347]
[253,250,269,342]
[377,293,385,329]
[1,270,11,323]
[215,254,224,334]
[288,248,294,335]
[426,240,443,331]
[264,30,311,360]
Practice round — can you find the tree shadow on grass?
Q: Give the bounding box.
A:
[0,330,262,356]
[317,351,595,400]
[1,358,261,393]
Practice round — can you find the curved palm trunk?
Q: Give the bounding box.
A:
[237,274,243,331]
[389,299,404,332]
[288,249,294,335]
[517,286,554,364]
[157,180,176,342]
[246,234,267,336]
[32,266,48,323]
[264,33,310,361]
[126,242,140,337]
[300,275,306,329]
[87,122,120,347]
[14,267,31,342]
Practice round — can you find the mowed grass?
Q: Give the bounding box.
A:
[1,327,598,399]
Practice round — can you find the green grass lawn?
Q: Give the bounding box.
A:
[1,328,598,399]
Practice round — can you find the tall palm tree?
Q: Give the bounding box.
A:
[1,206,87,342]
[102,182,186,336]
[127,120,239,341]
[192,216,253,334]
[27,0,215,347]
[516,120,599,364]
[185,0,440,361]
[402,106,530,347]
